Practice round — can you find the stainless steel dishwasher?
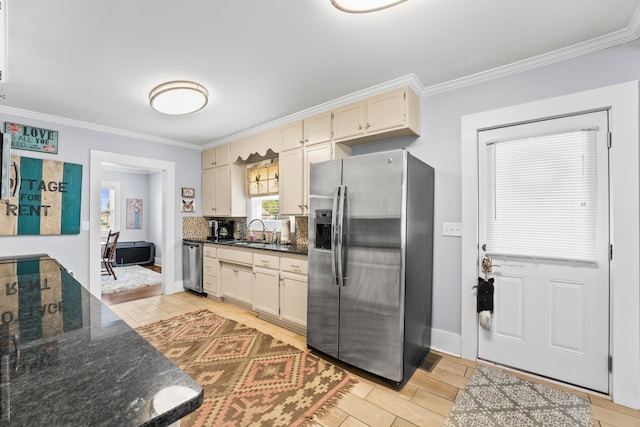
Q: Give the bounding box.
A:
[182,240,206,296]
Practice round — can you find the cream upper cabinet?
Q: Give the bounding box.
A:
[332,102,366,142]
[281,121,304,151]
[202,143,230,169]
[303,111,333,146]
[279,141,350,216]
[214,165,231,216]
[202,163,246,217]
[278,148,304,215]
[333,87,421,145]
[202,168,217,215]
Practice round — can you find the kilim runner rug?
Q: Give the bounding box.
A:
[136,309,353,426]
[444,365,593,426]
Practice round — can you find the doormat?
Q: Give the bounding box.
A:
[444,365,593,426]
[136,310,353,426]
[101,265,161,293]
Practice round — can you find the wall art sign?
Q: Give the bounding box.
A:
[180,199,195,212]
[181,187,195,198]
[0,155,82,235]
[126,198,142,229]
[5,122,59,154]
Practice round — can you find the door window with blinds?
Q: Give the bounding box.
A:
[485,129,597,262]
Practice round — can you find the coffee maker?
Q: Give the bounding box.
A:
[216,220,235,241]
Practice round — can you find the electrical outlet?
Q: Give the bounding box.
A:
[81,221,90,231]
[442,222,462,237]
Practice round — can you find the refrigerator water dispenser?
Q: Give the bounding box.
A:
[314,209,332,250]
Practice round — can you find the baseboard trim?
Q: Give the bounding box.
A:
[431,328,462,357]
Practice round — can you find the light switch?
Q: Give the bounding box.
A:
[442,222,462,237]
[81,221,90,231]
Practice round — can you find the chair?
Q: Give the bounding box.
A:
[101,230,120,280]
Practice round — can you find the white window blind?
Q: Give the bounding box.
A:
[486,129,597,262]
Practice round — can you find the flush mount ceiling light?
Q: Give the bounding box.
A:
[149,81,208,115]
[331,0,407,13]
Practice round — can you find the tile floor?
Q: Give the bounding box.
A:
[109,292,640,427]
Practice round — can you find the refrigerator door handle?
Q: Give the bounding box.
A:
[336,184,346,287]
[331,185,341,286]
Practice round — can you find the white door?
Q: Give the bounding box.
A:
[478,111,610,393]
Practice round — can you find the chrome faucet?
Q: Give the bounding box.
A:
[248,218,266,241]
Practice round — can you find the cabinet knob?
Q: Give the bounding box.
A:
[366,123,371,129]
[299,140,304,144]
[358,124,363,130]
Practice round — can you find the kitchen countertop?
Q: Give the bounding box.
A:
[0,254,203,426]
[185,238,308,255]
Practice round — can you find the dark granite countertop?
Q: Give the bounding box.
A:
[213,240,308,255]
[0,255,203,426]
[188,238,308,255]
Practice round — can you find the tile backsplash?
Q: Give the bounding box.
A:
[183,216,309,248]
[182,217,210,240]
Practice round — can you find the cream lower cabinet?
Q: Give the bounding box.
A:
[279,272,307,329]
[215,245,308,334]
[203,244,220,299]
[252,251,280,317]
[218,247,253,308]
[221,262,253,307]
[279,255,308,330]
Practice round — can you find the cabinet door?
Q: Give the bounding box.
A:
[280,272,307,328]
[366,88,405,135]
[303,142,334,214]
[202,148,217,169]
[304,112,332,146]
[236,265,253,305]
[215,144,231,166]
[279,148,304,215]
[253,267,279,317]
[214,165,231,216]
[281,121,304,151]
[221,263,238,299]
[333,102,365,142]
[202,168,217,215]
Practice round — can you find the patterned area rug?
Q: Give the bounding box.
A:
[444,366,593,426]
[136,310,353,426]
[101,265,161,293]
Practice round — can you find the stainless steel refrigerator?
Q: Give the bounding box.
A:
[307,149,434,386]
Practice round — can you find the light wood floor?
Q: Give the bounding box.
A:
[109,292,640,427]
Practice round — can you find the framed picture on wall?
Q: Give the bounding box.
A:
[182,187,195,198]
[181,199,195,212]
[126,198,142,229]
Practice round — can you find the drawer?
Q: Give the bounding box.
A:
[217,247,253,265]
[281,256,308,275]
[203,274,217,293]
[203,245,217,258]
[203,257,218,276]
[253,252,279,269]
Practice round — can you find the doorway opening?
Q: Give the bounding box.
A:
[89,150,176,301]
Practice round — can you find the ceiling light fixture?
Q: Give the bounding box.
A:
[149,81,208,115]
[331,0,407,13]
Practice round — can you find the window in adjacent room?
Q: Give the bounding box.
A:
[101,180,120,240]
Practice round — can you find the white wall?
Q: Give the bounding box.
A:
[353,39,640,339]
[0,113,202,287]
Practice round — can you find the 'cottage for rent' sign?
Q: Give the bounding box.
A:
[5,122,58,154]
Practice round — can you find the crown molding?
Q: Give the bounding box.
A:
[0,105,202,151]
[204,73,424,148]
[423,6,640,96]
